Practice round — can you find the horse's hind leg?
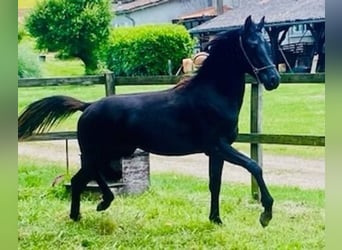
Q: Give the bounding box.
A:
[70,155,115,220]
[94,170,114,212]
[216,140,274,227]
[69,167,92,221]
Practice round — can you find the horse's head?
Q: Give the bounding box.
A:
[240,16,280,90]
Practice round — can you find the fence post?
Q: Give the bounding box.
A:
[250,82,263,200]
[105,72,116,96]
[65,139,69,175]
[122,149,150,194]
[167,59,172,76]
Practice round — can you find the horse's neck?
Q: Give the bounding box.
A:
[185,33,248,119]
[193,62,246,109]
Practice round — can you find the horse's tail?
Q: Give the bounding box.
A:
[18,95,92,140]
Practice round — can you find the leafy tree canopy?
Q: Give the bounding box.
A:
[26,0,112,74]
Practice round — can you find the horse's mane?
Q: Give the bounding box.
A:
[172,76,192,90]
[204,28,240,54]
[172,28,242,90]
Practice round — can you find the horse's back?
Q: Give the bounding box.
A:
[76,89,201,156]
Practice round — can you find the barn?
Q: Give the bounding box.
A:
[189,0,325,73]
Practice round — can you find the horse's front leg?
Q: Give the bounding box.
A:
[208,154,224,224]
[216,139,274,227]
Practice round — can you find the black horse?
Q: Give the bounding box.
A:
[18,16,280,227]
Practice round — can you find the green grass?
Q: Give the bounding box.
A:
[18,159,325,249]
[237,83,325,158]
[18,36,86,76]
[41,55,86,76]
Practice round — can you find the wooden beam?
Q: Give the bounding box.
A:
[19,73,325,88]
[19,132,325,146]
[19,132,77,141]
[105,72,116,96]
[245,73,325,83]
[114,75,182,85]
[18,75,104,87]
[236,133,325,146]
[250,82,263,200]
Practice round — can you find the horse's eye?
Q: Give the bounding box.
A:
[247,38,259,48]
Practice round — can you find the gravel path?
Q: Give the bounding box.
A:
[18,141,325,189]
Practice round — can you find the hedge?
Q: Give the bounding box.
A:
[18,43,42,78]
[107,24,194,76]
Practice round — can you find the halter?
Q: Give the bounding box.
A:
[239,36,275,84]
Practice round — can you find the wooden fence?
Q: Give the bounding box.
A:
[18,72,325,198]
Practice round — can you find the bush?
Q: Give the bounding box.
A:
[18,43,42,78]
[18,25,27,43]
[107,24,194,76]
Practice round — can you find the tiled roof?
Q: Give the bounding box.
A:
[113,0,170,14]
[175,5,231,20]
[190,0,325,34]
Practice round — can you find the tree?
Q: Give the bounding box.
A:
[26,0,112,74]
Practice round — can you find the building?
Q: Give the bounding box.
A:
[111,0,212,27]
[111,0,239,27]
[171,5,231,30]
[189,0,325,72]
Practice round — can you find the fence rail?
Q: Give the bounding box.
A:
[18,72,325,147]
[20,131,325,147]
[18,73,325,87]
[18,72,325,198]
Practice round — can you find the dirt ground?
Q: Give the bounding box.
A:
[18,141,325,189]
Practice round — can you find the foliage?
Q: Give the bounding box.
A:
[107,24,194,76]
[25,0,112,74]
[18,25,28,43]
[18,43,42,78]
[18,159,324,249]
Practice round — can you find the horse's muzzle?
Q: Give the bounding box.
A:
[263,72,280,91]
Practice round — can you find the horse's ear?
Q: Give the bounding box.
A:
[243,15,253,33]
[257,16,265,31]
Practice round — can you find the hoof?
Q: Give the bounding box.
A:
[70,213,81,221]
[210,216,223,225]
[96,201,111,212]
[259,211,272,227]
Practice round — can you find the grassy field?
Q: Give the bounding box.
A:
[41,54,86,76]
[18,38,86,76]
[18,158,324,249]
